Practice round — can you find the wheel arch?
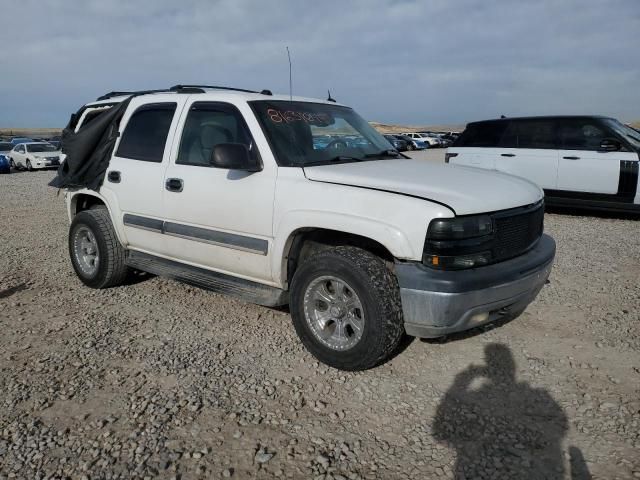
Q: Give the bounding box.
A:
[67,191,126,245]
[277,226,403,288]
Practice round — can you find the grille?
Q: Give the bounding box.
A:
[492,203,544,262]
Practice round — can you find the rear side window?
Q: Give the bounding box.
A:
[558,119,609,150]
[116,103,177,162]
[500,120,556,149]
[454,122,507,147]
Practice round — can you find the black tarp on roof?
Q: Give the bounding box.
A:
[49,98,131,191]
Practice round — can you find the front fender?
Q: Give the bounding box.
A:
[272,210,417,286]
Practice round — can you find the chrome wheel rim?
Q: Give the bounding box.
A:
[73,226,99,276]
[303,275,365,351]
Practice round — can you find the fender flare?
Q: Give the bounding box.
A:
[272,210,417,286]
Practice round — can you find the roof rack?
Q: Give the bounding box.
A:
[95,88,173,101]
[169,84,272,96]
[95,85,275,102]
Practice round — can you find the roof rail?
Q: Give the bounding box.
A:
[95,88,172,101]
[96,84,273,102]
[170,84,272,95]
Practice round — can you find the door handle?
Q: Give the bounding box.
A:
[563,156,580,160]
[165,178,184,192]
[107,171,121,183]
[500,153,516,157]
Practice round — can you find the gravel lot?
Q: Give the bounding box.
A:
[1,168,639,480]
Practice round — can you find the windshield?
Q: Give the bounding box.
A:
[602,118,640,151]
[250,101,396,166]
[0,142,12,152]
[27,143,58,153]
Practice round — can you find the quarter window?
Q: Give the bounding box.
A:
[116,103,177,162]
[559,120,609,150]
[177,103,258,167]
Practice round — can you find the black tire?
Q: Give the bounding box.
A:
[290,246,404,371]
[407,143,415,151]
[69,209,129,289]
[9,158,15,169]
[26,160,33,171]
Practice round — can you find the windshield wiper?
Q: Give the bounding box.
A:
[363,149,400,158]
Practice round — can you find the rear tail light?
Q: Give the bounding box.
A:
[445,152,458,163]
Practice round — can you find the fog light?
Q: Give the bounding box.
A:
[469,312,489,325]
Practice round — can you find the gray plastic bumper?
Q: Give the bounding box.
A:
[395,234,555,338]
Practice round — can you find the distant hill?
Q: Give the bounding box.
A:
[370,122,465,134]
[0,128,61,139]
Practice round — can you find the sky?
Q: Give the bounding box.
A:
[1,0,639,128]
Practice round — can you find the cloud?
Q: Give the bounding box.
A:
[1,0,639,127]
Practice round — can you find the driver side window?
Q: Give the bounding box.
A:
[177,102,258,167]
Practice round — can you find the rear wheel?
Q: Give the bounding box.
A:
[69,209,129,288]
[9,158,15,169]
[290,246,404,371]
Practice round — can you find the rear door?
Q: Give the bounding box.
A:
[101,94,188,254]
[447,121,507,169]
[160,100,277,283]
[493,119,559,189]
[556,118,637,196]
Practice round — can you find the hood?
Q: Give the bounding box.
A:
[303,159,543,215]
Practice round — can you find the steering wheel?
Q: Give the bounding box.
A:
[324,139,348,150]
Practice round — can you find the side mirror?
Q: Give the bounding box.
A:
[599,138,621,152]
[210,143,261,172]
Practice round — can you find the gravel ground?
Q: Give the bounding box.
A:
[0,169,639,480]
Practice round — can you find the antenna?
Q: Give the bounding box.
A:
[327,89,336,102]
[286,46,293,101]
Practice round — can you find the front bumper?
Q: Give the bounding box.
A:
[395,234,555,338]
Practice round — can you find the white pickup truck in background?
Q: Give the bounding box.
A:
[58,85,555,370]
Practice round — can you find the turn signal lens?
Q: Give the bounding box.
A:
[423,252,491,270]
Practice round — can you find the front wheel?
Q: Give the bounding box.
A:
[26,160,33,171]
[290,246,404,371]
[69,209,129,288]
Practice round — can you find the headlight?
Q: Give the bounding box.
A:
[423,215,494,270]
[427,215,493,240]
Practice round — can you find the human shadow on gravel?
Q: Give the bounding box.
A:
[0,282,28,299]
[433,343,591,480]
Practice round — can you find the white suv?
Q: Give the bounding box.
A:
[55,85,555,370]
[447,116,640,213]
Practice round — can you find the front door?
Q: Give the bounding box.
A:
[556,118,637,197]
[161,100,277,283]
[100,94,188,254]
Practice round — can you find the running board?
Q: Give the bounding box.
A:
[126,251,288,307]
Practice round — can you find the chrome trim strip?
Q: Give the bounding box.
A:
[123,214,163,233]
[164,222,268,255]
[122,214,268,255]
